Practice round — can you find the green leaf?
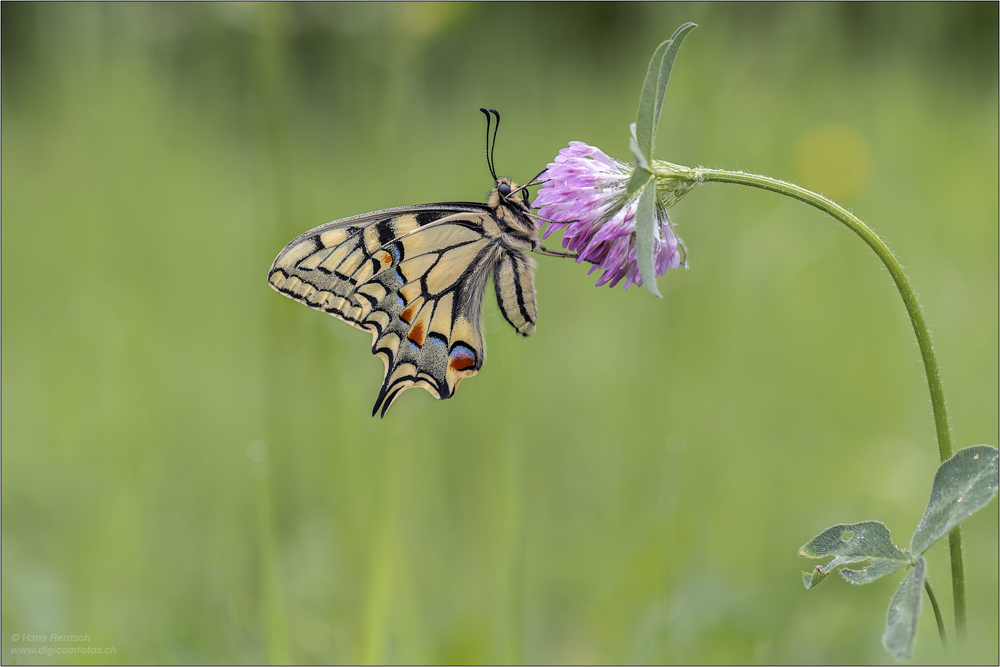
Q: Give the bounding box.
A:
[634,181,661,298]
[627,123,652,195]
[801,565,832,589]
[634,23,697,165]
[798,521,912,586]
[627,168,651,196]
[650,23,696,150]
[909,445,999,555]
[628,122,650,172]
[882,556,926,661]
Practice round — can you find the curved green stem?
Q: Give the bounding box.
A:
[672,165,966,638]
[925,578,948,651]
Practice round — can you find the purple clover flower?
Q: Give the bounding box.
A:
[534,141,685,289]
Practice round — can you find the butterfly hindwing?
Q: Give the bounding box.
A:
[268,203,532,416]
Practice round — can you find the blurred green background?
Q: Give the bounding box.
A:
[2,3,997,664]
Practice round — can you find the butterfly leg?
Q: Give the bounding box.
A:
[532,242,599,264]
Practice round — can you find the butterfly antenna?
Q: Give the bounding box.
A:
[479,107,498,182]
[488,108,501,179]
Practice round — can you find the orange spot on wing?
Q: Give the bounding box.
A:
[408,321,426,346]
[378,251,393,266]
[450,357,475,371]
[400,305,416,324]
[449,348,476,371]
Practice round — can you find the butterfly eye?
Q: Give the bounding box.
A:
[498,182,511,197]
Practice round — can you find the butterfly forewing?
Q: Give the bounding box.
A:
[268,195,538,416]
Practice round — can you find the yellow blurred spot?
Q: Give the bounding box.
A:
[792,124,873,200]
[395,2,470,40]
[246,440,268,462]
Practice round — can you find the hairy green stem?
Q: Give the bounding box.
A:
[672,165,967,638]
[925,578,948,651]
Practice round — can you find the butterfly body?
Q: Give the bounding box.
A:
[268,176,547,416]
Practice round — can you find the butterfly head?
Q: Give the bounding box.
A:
[491,176,527,206]
[490,176,538,237]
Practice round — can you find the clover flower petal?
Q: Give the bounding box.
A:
[534,142,685,289]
